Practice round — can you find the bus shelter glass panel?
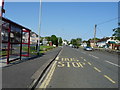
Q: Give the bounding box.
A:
[8,24,22,63]
[1,21,9,63]
[21,30,30,57]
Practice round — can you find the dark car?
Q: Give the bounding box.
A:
[84,46,93,51]
[72,45,79,49]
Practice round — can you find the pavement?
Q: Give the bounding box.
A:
[2,47,62,88]
[94,48,120,54]
[37,46,119,89]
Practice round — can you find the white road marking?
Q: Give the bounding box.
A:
[89,54,92,56]
[105,60,120,67]
[89,54,99,59]
[92,55,99,59]
[81,52,86,54]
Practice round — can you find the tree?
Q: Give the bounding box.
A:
[71,39,77,45]
[45,36,51,41]
[88,38,100,41]
[50,35,58,46]
[70,38,82,46]
[58,37,63,46]
[76,38,82,46]
[113,27,120,40]
[40,37,44,43]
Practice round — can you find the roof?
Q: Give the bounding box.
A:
[97,37,109,43]
[108,41,116,44]
[90,40,98,43]
[2,17,31,31]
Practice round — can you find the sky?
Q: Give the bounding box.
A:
[3,2,118,41]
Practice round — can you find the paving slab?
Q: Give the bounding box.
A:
[2,47,62,88]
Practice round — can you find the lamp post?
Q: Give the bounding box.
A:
[37,0,42,55]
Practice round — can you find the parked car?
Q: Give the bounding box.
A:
[84,46,93,51]
[72,45,79,49]
[69,44,73,47]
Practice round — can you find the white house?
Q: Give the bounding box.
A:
[81,43,87,47]
[42,38,48,45]
[97,37,120,49]
[30,32,38,44]
[106,37,120,49]
[96,37,109,48]
[62,40,68,45]
[23,32,38,44]
[106,38,120,44]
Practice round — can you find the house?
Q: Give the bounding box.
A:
[62,40,68,45]
[42,38,48,45]
[30,32,38,44]
[96,37,109,48]
[90,40,98,48]
[81,43,87,47]
[96,37,120,50]
[23,32,38,44]
[106,37,120,50]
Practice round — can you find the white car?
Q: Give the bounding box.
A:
[84,46,93,51]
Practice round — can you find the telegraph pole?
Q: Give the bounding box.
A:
[37,0,42,55]
[94,24,97,47]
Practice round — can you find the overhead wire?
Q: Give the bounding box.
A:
[96,27,106,38]
[95,17,119,39]
[97,17,119,26]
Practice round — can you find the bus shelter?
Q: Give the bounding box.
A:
[1,17,31,64]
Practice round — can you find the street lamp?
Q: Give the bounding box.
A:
[37,0,42,55]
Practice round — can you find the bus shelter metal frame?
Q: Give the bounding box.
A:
[2,17,31,64]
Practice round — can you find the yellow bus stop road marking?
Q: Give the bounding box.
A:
[56,57,59,61]
[93,67,101,72]
[87,62,92,66]
[80,57,83,59]
[78,62,84,68]
[82,62,85,65]
[39,61,57,88]
[104,75,116,84]
[84,59,86,61]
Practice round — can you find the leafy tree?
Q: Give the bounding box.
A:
[50,35,58,46]
[45,36,51,41]
[113,27,120,40]
[88,38,100,41]
[58,37,63,46]
[40,37,44,43]
[76,38,82,46]
[82,40,87,43]
[71,39,77,45]
[70,38,82,46]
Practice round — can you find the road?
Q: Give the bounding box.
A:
[38,46,119,89]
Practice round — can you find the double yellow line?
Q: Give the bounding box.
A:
[39,61,57,88]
